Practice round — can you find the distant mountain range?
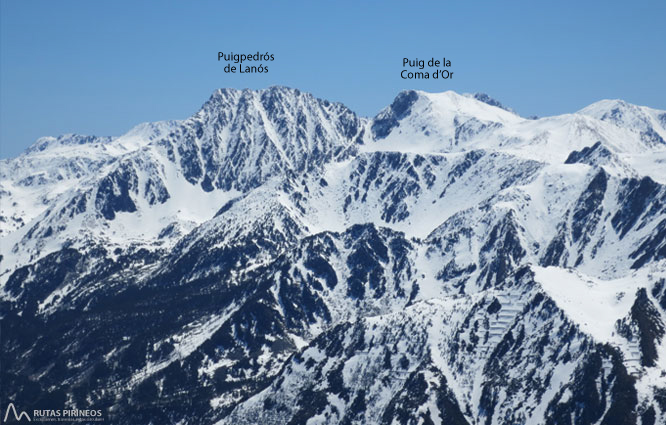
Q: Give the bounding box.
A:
[2,86,666,424]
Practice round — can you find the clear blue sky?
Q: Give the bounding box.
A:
[1,0,665,158]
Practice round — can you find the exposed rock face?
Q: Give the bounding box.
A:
[2,87,666,424]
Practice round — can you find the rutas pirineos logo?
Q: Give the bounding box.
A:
[2,403,105,423]
[3,403,31,422]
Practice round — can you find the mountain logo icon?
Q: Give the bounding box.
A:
[3,403,31,422]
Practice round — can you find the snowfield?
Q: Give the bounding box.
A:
[1,87,665,424]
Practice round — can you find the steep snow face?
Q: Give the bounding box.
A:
[2,87,666,425]
[0,87,364,280]
[0,122,178,238]
[0,134,113,237]
[535,266,652,343]
[577,99,666,184]
[302,149,543,239]
[367,91,666,182]
[179,86,362,192]
[368,90,524,154]
[578,99,666,145]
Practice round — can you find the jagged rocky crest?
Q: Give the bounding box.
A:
[1,86,666,424]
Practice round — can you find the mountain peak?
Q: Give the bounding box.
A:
[23,133,113,156]
[4,86,666,425]
[578,98,639,119]
[579,98,666,146]
[371,89,522,143]
[463,92,515,113]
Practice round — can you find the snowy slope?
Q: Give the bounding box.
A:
[1,87,666,425]
[0,87,362,281]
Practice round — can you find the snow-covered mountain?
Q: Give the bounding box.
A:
[1,87,665,425]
